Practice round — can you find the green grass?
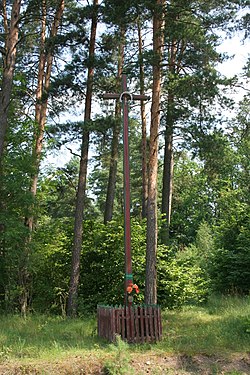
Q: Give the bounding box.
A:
[157,295,250,355]
[0,295,249,373]
[0,314,102,361]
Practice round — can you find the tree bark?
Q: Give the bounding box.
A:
[0,0,22,159]
[137,17,148,219]
[31,0,65,203]
[19,0,65,315]
[103,111,120,224]
[160,93,174,244]
[104,27,125,224]
[160,38,177,244]
[145,0,165,305]
[67,0,98,317]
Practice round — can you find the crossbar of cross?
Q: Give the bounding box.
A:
[103,74,149,306]
[103,93,150,101]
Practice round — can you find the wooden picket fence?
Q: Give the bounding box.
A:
[97,304,162,343]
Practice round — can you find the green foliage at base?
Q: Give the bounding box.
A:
[2,206,249,314]
[210,216,250,295]
[103,336,134,375]
[157,245,210,309]
[30,218,212,313]
[0,296,249,367]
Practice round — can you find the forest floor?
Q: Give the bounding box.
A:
[0,296,249,374]
[0,351,250,374]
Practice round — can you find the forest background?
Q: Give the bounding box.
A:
[0,0,249,318]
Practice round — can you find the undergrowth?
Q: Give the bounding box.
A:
[103,335,134,375]
[0,295,249,374]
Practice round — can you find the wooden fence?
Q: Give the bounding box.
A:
[97,305,162,343]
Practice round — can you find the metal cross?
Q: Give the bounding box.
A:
[103,74,150,305]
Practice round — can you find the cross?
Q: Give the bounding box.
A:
[103,74,150,305]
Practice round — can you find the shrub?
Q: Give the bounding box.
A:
[157,245,211,309]
[209,219,250,295]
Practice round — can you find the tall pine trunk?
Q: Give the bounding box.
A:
[145,0,165,305]
[160,92,174,244]
[0,0,21,159]
[160,37,179,244]
[30,0,65,214]
[137,17,148,219]
[67,0,98,317]
[19,0,65,316]
[104,27,125,224]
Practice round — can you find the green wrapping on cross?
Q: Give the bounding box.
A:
[125,274,133,279]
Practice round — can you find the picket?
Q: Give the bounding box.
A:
[97,305,162,343]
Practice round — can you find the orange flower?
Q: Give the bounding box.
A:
[132,284,140,294]
[127,286,133,293]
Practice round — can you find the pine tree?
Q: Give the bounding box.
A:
[145,0,165,305]
[67,0,99,317]
[0,0,22,159]
[160,0,240,244]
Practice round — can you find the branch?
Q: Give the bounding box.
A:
[65,146,81,158]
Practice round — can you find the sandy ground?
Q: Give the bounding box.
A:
[0,352,249,374]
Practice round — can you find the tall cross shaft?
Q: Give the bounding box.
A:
[103,74,149,304]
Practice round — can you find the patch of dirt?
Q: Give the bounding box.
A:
[131,352,250,374]
[0,352,249,374]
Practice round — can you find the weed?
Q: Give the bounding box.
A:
[103,335,134,375]
[0,344,12,361]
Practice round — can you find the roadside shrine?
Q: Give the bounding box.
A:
[97,74,162,343]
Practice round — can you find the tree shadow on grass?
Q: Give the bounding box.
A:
[159,309,250,355]
[176,353,250,375]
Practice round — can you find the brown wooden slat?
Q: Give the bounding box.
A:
[126,307,131,342]
[105,308,107,339]
[121,307,125,340]
[134,307,140,343]
[110,308,114,341]
[158,306,163,339]
[139,306,145,343]
[154,307,159,341]
[144,306,149,342]
[156,308,160,340]
[115,308,120,337]
[130,307,135,343]
[103,308,106,340]
[148,306,154,340]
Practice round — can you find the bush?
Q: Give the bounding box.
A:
[30,218,212,313]
[78,219,146,312]
[209,219,250,295]
[157,245,211,309]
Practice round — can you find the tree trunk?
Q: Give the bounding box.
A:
[24,0,46,232]
[30,0,65,213]
[104,112,120,224]
[67,0,98,317]
[20,0,65,315]
[145,0,165,305]
[104,27,125,224]
[160,38,177,244]
[137,17,148,219]
[160,94,174,244]
[0,0,21,159]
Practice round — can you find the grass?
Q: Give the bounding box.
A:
[157,295,250,355]
[0,314,101,361]
[0,295,249,374]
